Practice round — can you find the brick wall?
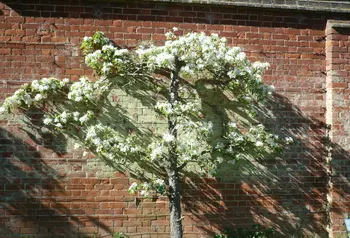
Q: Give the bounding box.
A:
[0,0,349,237]
[326,21,350,237]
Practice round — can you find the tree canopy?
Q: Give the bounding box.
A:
[0,29,292,237]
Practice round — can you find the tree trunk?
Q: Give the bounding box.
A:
[167,59,183,238]
[168,170,183,238]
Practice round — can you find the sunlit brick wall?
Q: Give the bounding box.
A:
[0,1,349,237]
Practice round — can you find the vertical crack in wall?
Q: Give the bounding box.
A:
[325,21,334,238]
[325,123,333,238]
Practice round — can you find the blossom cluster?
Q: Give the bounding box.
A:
[176,120,213,163]
[0,77,69,114]
[84,124,142,156]
[155,100,201,117]
[214,122,293,166]
[80,32,110,55]
[128,179,166,197]
[144,119,214,177]
[43,110,94,128]
[148,141,165,161]
[67,77,110,103]
[0,75,110,115]
[136,32,229,73]
[136,31,275,104]
[0,31,290,198]
[81,32,131,77]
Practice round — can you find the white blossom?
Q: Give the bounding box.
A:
[60,111,69,123]
[267,85,275,95]
[74,143,81,149]
[83,36,92,41]
[150,146,163,161]
[217,157,224,163]
[163,132,175,142]
[236,52,246,61]
[34,94,43,101]
[215,142,225,150]
[140,190,149,197]
[102,44,115,51]
[255,141,264,147]
[114,49,128,56]
[229,122,237,128]
[252,62,270,71]
[155,179,165,185]
[129,182,138,191]
[285,137,293,144]
[79,114,89,124]
[73,111,80,121]
[43,118,52,125]
[155,52,175,69]
[55,123,63,128]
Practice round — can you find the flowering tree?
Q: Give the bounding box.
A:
[0,30,292,238]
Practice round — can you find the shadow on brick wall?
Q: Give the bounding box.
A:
[0,82,342,238]
[0,127,114,237]
[1,1,350,237]
[179,94,350,238]
[180,93,331,237]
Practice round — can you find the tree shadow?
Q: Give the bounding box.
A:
[8,70,349,238]
[0,127,115,237]
[0,41,347,237]
[329,141,350,236]
[17,73,171,182]
[1,1,350,236]
[180,93,340,238]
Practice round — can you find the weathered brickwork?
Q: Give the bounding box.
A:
[326,21,350,237]
[0,0,349,237]
[149,0,350,13]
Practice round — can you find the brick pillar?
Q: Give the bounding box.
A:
[326,20,350,237]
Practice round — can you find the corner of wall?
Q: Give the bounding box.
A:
[325,19,350,238]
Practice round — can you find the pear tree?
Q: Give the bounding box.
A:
[0,29,292,238]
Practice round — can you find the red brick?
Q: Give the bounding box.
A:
[0,2,348,237]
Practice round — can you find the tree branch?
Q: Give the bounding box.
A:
[176,150,212,171]
[177,162,188,171]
